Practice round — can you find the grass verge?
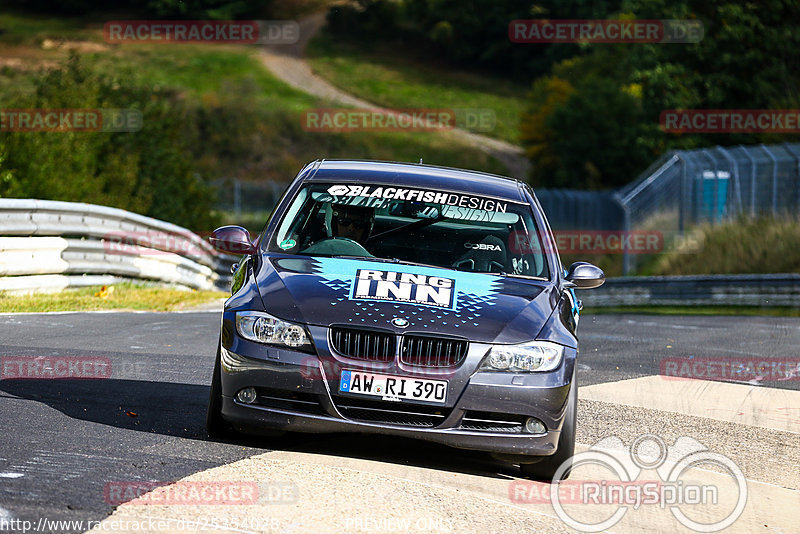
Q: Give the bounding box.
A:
[307,32,527,145]
[95,43,510,177]
[0,283,227,313]
[567,215,800,277]
[647,216,800,275]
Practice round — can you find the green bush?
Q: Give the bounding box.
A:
[144,0,273,19]
[0,0,273,18]
[650,216,800,275]
[324,0,620,82]
[521,1,800,189]
[0,53,218,230]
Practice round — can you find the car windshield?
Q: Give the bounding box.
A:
[268,182,551,279]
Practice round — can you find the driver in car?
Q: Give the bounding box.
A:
[331,203,374,246]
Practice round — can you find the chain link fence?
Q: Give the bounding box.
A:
[213,178,287,217]
[617,143,800,273]
[619,143,800,232]
[536,189,625,231]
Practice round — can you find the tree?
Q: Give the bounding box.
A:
[520,0,800,188]
[0,54,217,230]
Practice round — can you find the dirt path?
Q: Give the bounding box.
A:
[259,12,531,178]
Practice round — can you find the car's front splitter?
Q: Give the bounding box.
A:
[220,396,560,456]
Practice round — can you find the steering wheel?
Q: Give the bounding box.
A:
[301,237,374,257]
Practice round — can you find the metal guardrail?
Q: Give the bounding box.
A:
[581,274,800,307]
[0,199,236,293]
[4,200,792,304]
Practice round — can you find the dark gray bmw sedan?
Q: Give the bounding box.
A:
[206,160,604,480]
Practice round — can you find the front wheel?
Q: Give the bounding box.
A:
[206,343,234,438]
[520,368,577,480]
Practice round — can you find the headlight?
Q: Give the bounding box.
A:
[235,311,313,351]
[480,340,564,372]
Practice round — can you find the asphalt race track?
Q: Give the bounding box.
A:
[0,311,798,533]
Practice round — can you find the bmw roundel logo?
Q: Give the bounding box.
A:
[391,317,409,328]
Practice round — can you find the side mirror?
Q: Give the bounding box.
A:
[564,261,605,289]
[208,226,257,255]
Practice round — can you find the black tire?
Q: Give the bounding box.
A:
[206,343,234,439]
[520,368,577,481]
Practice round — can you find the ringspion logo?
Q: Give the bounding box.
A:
[511,434,746,532]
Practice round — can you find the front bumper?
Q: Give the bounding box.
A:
[219,324,575,456]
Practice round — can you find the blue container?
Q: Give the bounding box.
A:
[701,171,729,222]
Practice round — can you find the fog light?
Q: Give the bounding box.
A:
[236,387,257,404]
[524,417,546,434]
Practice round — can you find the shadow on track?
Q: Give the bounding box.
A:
[0,378,517,480]
[1,378,210,438]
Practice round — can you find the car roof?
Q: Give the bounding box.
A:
[300,160,527,203]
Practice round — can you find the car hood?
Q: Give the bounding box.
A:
[254,255,557,344]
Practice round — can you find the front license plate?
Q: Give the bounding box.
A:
[339,370,447,404]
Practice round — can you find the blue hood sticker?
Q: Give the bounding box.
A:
[311,257,502,328]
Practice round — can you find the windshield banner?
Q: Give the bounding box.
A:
[326,184,509,213]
